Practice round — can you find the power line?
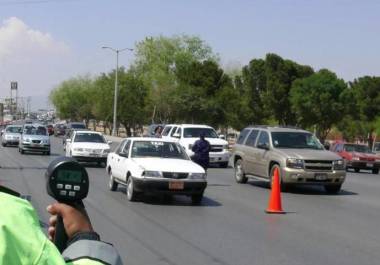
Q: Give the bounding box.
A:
[0,0,81,6]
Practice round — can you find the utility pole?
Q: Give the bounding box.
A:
[102,46,133,136]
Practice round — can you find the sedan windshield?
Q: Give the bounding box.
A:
[6,126,22,133]
[183,128,218,138]
[271,132,324,150]
[74,133,105,143]
[131,141,188,159]
[344,144,371,153]
[23,126,47,136]
[71,123,86,129]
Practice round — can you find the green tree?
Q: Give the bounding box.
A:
[133,35,218,123]
[49,76,94,124]
[264,53,314,125]
[290,69,347,141]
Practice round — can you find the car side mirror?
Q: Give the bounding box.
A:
[173,133,180,138]
[107,140,113,145]
[219,134,225,139]
[66,139,71,143]
[119,152,128,158]
[257,142,270,150]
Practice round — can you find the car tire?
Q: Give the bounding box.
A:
[270,164,288,192]
[191,193,203,205]
[324,184,342,194]
[220,162,229,168]
[372,168,379,174]
[20,149,24,154]
[109,171,118,191]
[46,151,50,156]
[126,177,137,201]
[354,168,360,173]
[2,142,6,147]
[234,159,248,184]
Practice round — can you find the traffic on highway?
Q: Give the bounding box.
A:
[1,1,380,265]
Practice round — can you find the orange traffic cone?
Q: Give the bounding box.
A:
[266,167,285,214]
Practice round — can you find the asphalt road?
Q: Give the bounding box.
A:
[1,136,380,265]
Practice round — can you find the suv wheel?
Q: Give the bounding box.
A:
[354,168,360,173]
[372,168,379,174]
[126,177,137,201]
[234,159,248,183]
[270,164,288,192]
[324,184,341,194]
[109,170,118,191]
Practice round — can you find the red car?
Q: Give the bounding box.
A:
[332,142,380,174]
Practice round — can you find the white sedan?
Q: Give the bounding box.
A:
[66,130,111,167]
[106,137,207,204]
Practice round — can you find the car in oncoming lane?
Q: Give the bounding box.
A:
[19,124,50,155]
[106,137,207,204]
[65,130,111,167]
[1,125,23,146]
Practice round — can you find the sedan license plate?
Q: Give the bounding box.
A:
[169,181,184,190]
[367,163,373,167]
[315,173,328,181]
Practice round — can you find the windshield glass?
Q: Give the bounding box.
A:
[373,143,380,152]
[6,126,22,133]
[74,133,105,143]
[71,123,86,129]
[131,141,188,159]
[183,128,218,138]
[345,144,371,153]
[23,126,47,136]
[271,132,324,150]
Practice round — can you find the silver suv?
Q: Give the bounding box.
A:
[232,126,346,193]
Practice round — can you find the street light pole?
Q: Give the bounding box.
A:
[102,46,133,136]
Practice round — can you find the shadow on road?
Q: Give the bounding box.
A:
[117,186,222,206]
[247,179,358,196]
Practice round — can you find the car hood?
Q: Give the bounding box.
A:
[131,158,205,173]
[181,137,228,146]
[276,149,341,160]
[72,142,110,149]
[349,152,378,159]
[4,132,21,137]
[22,135,49,141]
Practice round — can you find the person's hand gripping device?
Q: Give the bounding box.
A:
[46,157,89,252]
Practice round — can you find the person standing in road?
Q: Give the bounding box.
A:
[191,132,211,171]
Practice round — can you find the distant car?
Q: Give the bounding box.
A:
[66,122,86,132]
[65,130,111,167]
[47,125,54,136]
[1,125,23,146]
[106,137,207,204]
[19,124,50,155]
[373,142,380,154]
[332,142,380,174]
[54,124,66,136]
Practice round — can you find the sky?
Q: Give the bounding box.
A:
[0,0,379,110]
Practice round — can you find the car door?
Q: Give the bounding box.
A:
[109,140,127,179]
[254,131,271,178]
[243,129,260,174]
[117,140,132,182]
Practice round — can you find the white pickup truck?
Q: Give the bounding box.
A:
[162,124,230,168]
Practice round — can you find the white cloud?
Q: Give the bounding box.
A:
[0,17,71,109]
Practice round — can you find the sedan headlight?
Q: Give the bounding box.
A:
[103,149,110,154]
[223,144,229,150]
[189,173,206,179]
[352,157,360,161]
[42,139,49,144]
[333,159,345,170]
[286,158,304,169]
[142,171,162,178]
[24,138,31,143]
[74,148,84,152]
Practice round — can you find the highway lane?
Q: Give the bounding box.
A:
[1,136,380,265]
